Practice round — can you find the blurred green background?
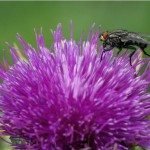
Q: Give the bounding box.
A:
[0,1,150,150]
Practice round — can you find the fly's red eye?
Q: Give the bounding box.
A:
[100,31,108,41]
[102,31,108,40]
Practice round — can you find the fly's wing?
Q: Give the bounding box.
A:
[110,29,150,37]
[131,31,150,38]
[124,32,150,45]
[109,30,150,45]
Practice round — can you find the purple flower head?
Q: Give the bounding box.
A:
[0,23,150,150]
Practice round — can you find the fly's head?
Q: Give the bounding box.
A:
[100,31,109,41]
[100,31,114,51]
[103,38,114,51]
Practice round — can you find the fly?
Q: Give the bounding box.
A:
[100,29,150,65]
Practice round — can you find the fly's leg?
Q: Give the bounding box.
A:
[139,43,150,57]
[124,45,136,66]
[141,48,150,57]
[100,49,113,62]
[116,48,122,56]
[129,50,136,66]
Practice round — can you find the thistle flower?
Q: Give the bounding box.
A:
[0,23,150,150]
